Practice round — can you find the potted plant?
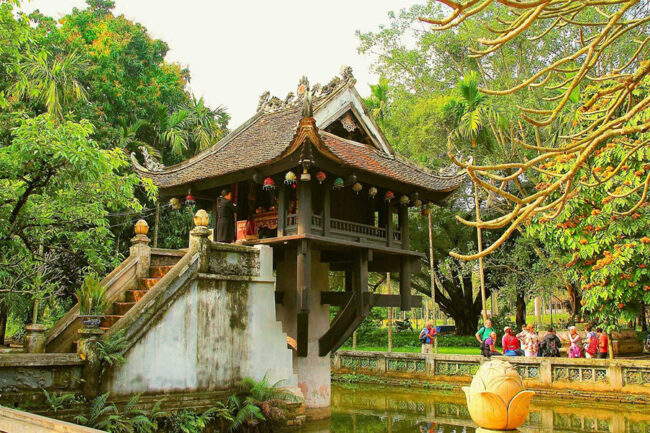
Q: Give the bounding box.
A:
[76,273,110,327]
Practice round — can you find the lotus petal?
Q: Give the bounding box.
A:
[470,374,487,394]
[506,390,535,429]
[467,391,508,430]
[485,376,524,406]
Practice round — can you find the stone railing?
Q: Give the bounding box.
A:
[332,351,650,396]
[0,353,84,408]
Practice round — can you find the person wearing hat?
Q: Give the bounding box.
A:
[502,326,520,356]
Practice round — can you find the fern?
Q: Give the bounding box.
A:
[42,389,76,412]
[95,330,129,374]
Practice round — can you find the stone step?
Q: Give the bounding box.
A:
[139,278,160,290]
[114,302,136,316]
[150,265,174,279]
[100,315,123,328]
[126,290,148,302]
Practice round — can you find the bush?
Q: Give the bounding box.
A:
[342,328,477,349]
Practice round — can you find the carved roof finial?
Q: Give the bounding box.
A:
[339,65,355,84]
[302,89,313,118]
[297,76,310,97]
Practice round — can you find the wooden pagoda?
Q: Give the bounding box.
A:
[133,67,464,358]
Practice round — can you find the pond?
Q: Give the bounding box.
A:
[292,383,650,433]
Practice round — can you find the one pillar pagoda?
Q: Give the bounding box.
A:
[133,67,464,408]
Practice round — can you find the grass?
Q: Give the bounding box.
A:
[341,345,480,355]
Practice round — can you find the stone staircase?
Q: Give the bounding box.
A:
[98,265,174,332]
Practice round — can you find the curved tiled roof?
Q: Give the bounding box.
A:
[134,106,303,189]
[319,132,464,192]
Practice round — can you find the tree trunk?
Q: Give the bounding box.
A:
[387,273,392,353]
[640,301,648,333]
[516,289,526,329]
[0,306,6,346]
[566,283,582,324]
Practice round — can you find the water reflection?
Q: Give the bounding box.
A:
[293,383,650,433]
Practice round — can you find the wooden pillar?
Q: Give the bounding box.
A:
[296,239,311,357]
[277,185,286,237]
[400,257,411,310]
[323,186,331,237]
[398,205,409,250]
[297,179,312,235]
[386,205,394,247]
[355,249,369,317]
[153,199,160,248]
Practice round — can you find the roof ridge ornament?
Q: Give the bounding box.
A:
[256,68,356,114]
[131,146,164,172]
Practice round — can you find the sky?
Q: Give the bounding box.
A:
[22,0,419,126]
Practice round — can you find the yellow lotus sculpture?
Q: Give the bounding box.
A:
[463,359,535,431]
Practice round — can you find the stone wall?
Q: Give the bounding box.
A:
[106,242,296,396]
[0,354,83,408]
[332,351,650,397]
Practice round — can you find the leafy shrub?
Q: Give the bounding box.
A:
[159,409,213,433]
[76,273,110,315]
[94,330,129,374]
[74,392,161,433]
[342,328,477,348]
[42,389,77,412]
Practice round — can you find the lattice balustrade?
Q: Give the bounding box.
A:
[435,360,479,376]
[554,413,610,433]
[511,364,540,379]
[386,357,426,373]
[340,355,377,371]
[623,367,650,387]
[552,366,608,382]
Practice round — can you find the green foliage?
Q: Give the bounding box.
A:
[42,389,77,412]
[76,273,110,315]
[74,393,159,433]
[94,329,129,374]
[158,409,212,433]
[342,328,476,349]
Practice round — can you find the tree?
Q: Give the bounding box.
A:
[11,50,88,120]
[421,0,650,261]
[0,114,152,338]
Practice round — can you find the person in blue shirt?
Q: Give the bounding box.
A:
[419,321,437,354]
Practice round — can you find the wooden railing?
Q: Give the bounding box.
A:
[283,214,405,248]
[330,218,386,239]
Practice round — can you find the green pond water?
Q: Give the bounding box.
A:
[292,383,650,433]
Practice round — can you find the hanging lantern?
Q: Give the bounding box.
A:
[400,195,410,206]
[284,171,297,185]
[368,186,378,198]
[263,177,275,191]
[185,194,196,206]
[421,205,431,216]
[300,167,311,181]
[170,197,182,210]
[412,192,422,207]
[316,171,327,184]
[332,177,344,190]
[384,190,394,202]
[352,182,363,194]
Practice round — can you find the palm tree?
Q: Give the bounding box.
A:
[12,50,87,120]
[442,71,500,322]
[159,96,227,157]
[363,76,390,129]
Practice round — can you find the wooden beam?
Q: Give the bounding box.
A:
[386,205,394,248]
[355,250,369,316]
[277,185,286,237]
[399,256,411,310]
[323,186,331,237]
[296,239,311,357]
[297,178,312,235]
[399,205,410,250]
[320,292,421,308]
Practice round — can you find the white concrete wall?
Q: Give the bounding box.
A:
[109,245,296,395]
[245,245,297,387]
[275,249,331,408]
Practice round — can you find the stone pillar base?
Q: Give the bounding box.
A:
[23,324,46,353]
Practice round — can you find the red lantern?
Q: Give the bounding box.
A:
[316,171,327,184]
[263,177,275,191]
[384,190,394,202]
[185,194,196,206]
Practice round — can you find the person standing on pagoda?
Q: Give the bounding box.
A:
[216,189,237,243]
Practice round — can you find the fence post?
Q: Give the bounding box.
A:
[540,359,552,385]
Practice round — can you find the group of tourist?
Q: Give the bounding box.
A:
[475,319,610,359]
